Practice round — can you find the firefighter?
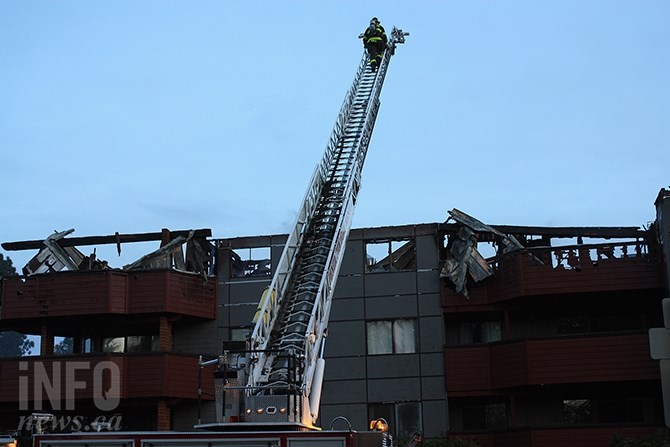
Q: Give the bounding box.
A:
[362,17,387,70]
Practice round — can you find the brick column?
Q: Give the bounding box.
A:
[159,316,172,352]
[157,399,171,430]
[40,325,54,356]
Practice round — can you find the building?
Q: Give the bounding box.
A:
[1,189,669,446]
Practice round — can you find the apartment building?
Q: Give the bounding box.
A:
[1,189,669,446]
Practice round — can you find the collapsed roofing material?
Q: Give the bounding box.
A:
[441,209,540,298]
[1,228,213,279]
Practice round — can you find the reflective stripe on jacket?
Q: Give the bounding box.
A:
[363,25,387,45]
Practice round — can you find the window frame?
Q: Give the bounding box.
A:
[364,238,417,273]
[368,401,422,439]
[366,318,418,355]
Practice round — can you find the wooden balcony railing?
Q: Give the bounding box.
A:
[445,333,659,394]
[442,242,664,306]
[1,270,216,320]
[0,353,216,403]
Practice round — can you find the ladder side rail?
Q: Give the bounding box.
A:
[300,101,379,400]
[246,52,372,391]
[299,31,410,418]
[246,108,355,357]
[247,54,367,354]
[247,174,318,348]
[300,105,379,422]
[245,175,321,392]
[301,69,388,416]
[301,192,357,401]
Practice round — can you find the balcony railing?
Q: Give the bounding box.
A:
[445,333,659,394]
[1,270,216,320]
[0,353,216,404]
[442,242,664,305]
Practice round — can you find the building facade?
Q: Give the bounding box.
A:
[1,189,669,446]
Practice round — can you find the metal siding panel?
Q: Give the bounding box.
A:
[420,353,446,376]
[422,399,448,438]
[229,306,256,327]
[323,356,366,380]
[329,297,365,321]
[416,234,439,270]
[368,377,421,402]
[365,295,417,319]
[320,379,367,404]
[332,275,364,299]
[364,271,417,296]
[366,354,420,378]
[217,306,230,328]
[421,376,446,400]
[417,270,441,295]
[339,239,364,276]
[419,316,445,353]
[418,292,442,317]
[228,281,268,305]
[325,321,366,356]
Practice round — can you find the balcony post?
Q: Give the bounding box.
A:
[159,316,172,351]
[40,325,54,356]
[157,398,170,430]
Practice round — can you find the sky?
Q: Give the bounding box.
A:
[1,1,669,271]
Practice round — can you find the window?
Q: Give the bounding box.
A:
[367,319,417,355]
[458,321,502,344]
[365,239,416,273]
[127,335,160,353]
[369,402,421,439]
[557,317,587,335]
[462,402,507,431]
[230,327,250,342]
[231,247,271,278]
[563,399,591,424]
[558,314,642,335]
[53,336,74,355]
[93,335,159,353]
[103,337,125,353]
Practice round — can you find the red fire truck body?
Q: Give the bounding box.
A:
[33,429,393,447]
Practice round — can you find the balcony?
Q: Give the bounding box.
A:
[0,353,216,403]
[1,270,216,320]
[442,242,664,306]
[445,334,659,394]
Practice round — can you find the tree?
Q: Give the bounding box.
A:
[54,337,74,355]
[0,253,35,357]
[610,430,670,447]
[0,252,17,277]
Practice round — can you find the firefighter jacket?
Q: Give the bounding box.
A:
[363,24,387,46]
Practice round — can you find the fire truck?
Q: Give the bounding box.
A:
[29,25,409,447]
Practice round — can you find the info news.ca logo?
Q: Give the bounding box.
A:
[17,360,122,431]
[17,413,122,433]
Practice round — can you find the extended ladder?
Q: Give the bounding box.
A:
[242,27,409,428]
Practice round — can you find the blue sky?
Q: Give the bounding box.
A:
[1,1,669,270]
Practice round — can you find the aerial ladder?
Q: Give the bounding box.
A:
[206,26,409,430]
